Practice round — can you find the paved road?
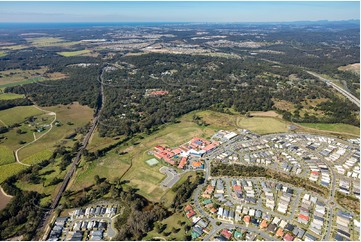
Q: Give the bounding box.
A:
[307,71,360,108]
[159,166,180,188]
[38,66,106,240]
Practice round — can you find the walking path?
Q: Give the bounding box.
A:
[15,105,56,166]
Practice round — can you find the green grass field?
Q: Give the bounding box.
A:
[26,37,80,47]
[0,106,44,126]
[0,77,44,89]
[0,162,25,183]
[0,45,28,50]
[0,93,25,100]
[299,123,360,136]
[236,116,289,134]
[0,103,93,183]
[57,49,91,57]
[0,51,6,57]
[0,146,15,166]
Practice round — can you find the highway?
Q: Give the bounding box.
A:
[38,66,106,240]
[307,71,360,108]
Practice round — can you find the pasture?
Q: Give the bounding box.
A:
[236,116,289,134]
[26,37,80,47]
[57,49,91,57]
[0,103,93,183]
[0,106,44,126]
[0,51,6,57]
[0,93,25,100]
[299,123,360,136]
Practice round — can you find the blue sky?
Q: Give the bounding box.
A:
[0,1,359,23]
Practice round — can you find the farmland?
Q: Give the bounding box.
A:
[0,51,6,57]
[25,37,80,47]
[0,67,66,89]
[57,49,91,57]
[0,103,93,183]
[0,93,24,100]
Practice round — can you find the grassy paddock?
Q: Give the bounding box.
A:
[0,106,44,126]
[0,93,25,100]
[0,163,25,183]
[299,123,360,136]
[57,49,91,57]
[0,146,15,166]
[236,116,289,134]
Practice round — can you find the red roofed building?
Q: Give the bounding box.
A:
[186,209,196,218]
[192,161,202,168]
[203,143,217,152]
[154,145,165,152]
[311,171,319,175]
[149,90,169,96]
[260,219,268,229]
[184,204,192,212]
[298,214,309,221]
[283,233,294,241]
[243,215,251,224]
[221,229,232,240]
[276,228,284,237]
[178,157,188,169]
[233,185,242,192]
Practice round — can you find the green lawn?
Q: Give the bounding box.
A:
[299,123,360,136]
[57,49,91,57]
[0,93,25,100]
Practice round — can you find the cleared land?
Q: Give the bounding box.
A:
[338,63,360,75]
[236,116,289,134]
[0,67,66,89]
[299,123,360,136]
[0,93,25,100]
[0,106,44,126]
[0,51,6,57]
[0,45,28,50]
[0,103,93,182]
[26,37,80,47]
[57,49,91,57]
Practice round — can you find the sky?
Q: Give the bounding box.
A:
[0,1,359,23]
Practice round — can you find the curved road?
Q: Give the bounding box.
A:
[15,105,57,167]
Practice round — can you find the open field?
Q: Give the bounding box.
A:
[338,63,360,75]
[0,67,66,89]
[0,93,25,100]
[26,37,80,47]
[17,103,93,161]
[299,123,360,136]
[0,45,28,50]
[0,51,6,57]
[0,146,15,166]
[86,130,124,152]
[57,49,91,57]
[0,106,44,126]
[0,162,25,183]
[236,116,289,134]
[0,103,93,183]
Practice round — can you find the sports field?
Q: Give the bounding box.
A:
[146,158,159,166]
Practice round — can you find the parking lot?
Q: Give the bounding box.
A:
[159,166,180,188]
